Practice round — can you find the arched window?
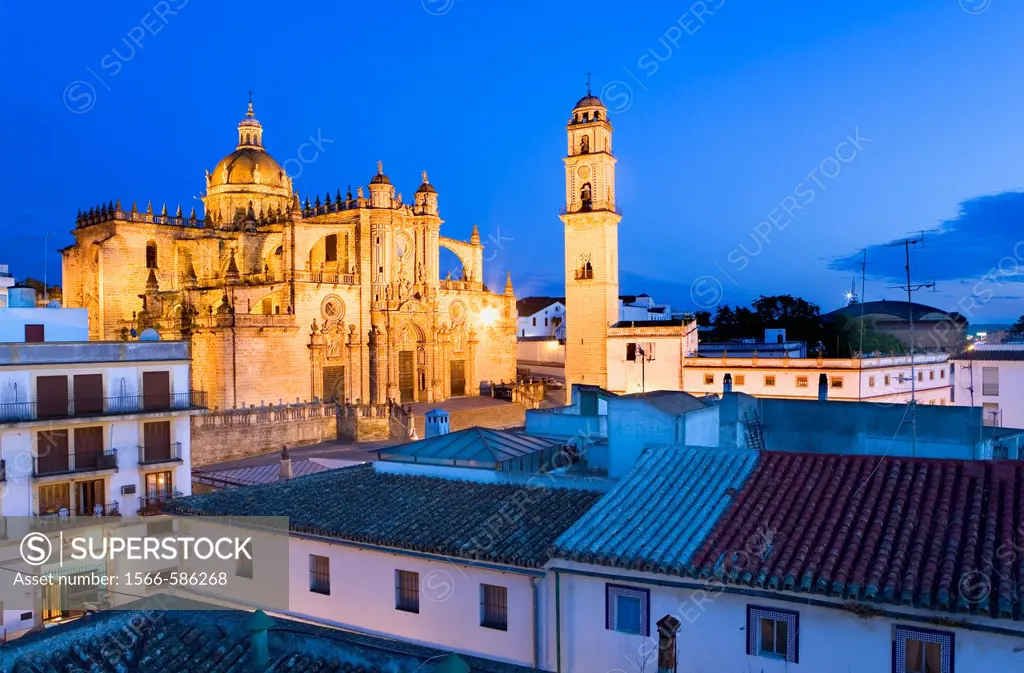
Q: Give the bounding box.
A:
[580,135,590,154]
[595,111,601,120]
[145,241,158,269]
[245,132,251,144]
[580,182,592,211]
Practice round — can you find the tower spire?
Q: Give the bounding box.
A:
[247,90,254,116]
[585,70,592,95]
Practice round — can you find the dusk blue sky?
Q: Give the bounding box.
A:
[3,0,1024,321]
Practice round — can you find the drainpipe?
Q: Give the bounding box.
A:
[555,571,562,673]
[530,576,541,669]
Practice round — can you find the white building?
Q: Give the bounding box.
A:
[952,347,1024,428]
[0,265,14,308]
[678,352,952,404]
[531,389,1024,673]
[0,285,88,342]
[516,297,566,338]
[164,427,608,670]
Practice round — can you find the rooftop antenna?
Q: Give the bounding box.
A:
[887,233,934,457]
[43,232,52,303]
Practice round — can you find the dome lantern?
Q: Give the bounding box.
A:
[237,91,263,150]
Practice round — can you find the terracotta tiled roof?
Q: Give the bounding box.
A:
[516,296,564,317]
[166,465,602,568]
[2,598,544,672]
[953,349,1024,361]
[689,452,1024,618]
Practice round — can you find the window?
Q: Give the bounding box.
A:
[142,371,171,411]
[895,626,953,673]
[605,584,648,635]
[917,371,924,382]
[325,234,338,262]
[145,242,158,269]
[982,366,999,396]
[795,376,808,388]
[35,430,70,475]
[73,374,103,416]
[480,584,508,630]
[532,317,536,326]
[395,570,420,613]
[144,471,173,499]
[940,369,945,379]
[734,375,745,386]
[24,324,44,342]
[626,343,636,361]
[746,606,798,663]
[36,375,69,419]
[544,318,549,327]
[831,376,844,389]
[929,370,935,380]
[704,374,714,385]
[235,540,253,579]
[38,483,71,515]
[309,554,330,595]
[869,376,876,387]
[764,375,776,387]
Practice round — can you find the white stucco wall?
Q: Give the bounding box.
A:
[551,565,1024,673]
[518,303,565,338]
[0,308,89,342]
[605,398,678,478]
[607,335,684,395]
[284,536,540,667]
[952,358,1024,429]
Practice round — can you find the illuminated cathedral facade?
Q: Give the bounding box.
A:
[62,100,517,409]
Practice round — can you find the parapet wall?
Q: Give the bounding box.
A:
[190,401,339,467]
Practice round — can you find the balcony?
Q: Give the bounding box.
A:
[139,441,182,466]
[33,449,118,477]
[34,502,122,518]
[138,492,180,516]
[0,391,207,423]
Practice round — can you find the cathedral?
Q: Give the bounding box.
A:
[62,99,517,409]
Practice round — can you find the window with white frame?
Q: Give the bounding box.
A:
[746,606,798,663]
[605,584,648,635]
[894,626,953,673]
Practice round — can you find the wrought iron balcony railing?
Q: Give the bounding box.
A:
[33,449,118,477]
[138,492,180,516]
[139,441,182,465]
[0,391,207,423]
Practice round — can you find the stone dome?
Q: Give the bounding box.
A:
[210,148,288,189]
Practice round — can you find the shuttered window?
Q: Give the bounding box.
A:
[982,366,999,396]
[143,421,172,461]
[142,371,171,410]
[36,430,69,474]
[73,427,104,469]
[73,374,103,416]
[36,376,68,419]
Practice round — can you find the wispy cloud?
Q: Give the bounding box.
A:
[830,191,1024,285]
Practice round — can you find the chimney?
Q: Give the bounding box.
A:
[818,373,828,401]
[246,609,274,668]
[656,614,681,672]
[279,446,293,480]
[723,373,733,394]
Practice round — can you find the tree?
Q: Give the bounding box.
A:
[21,276,61,303]
[1011,315,1024,335]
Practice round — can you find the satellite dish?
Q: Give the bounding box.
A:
[138,328,160,341]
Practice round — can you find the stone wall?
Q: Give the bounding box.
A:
[409,402,526,438]
[190,401,339,467]
[337,403,392,442]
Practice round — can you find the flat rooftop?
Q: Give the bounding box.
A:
[0,340,190,366]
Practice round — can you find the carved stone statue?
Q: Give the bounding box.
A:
[252,162,261,184]
[357,186,364,199]
[204,169,212,188]
[422,170,428,184]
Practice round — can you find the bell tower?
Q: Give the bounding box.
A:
[561,84,620,400]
